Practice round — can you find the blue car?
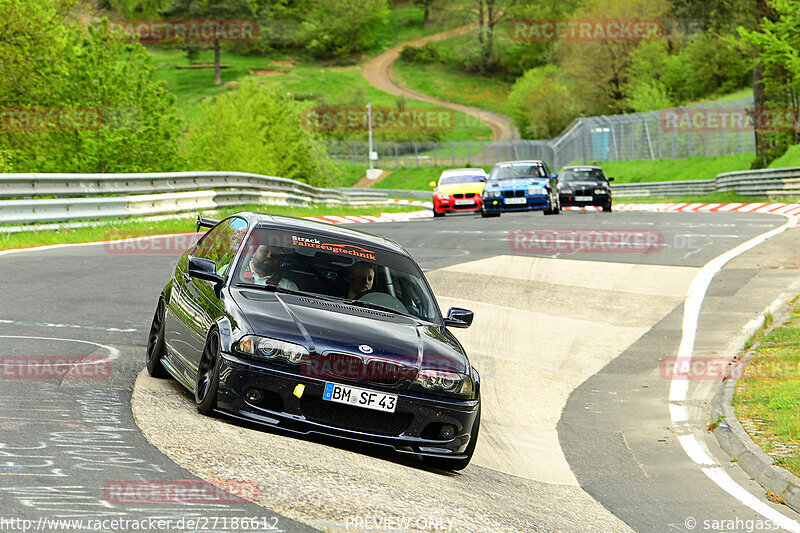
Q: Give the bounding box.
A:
[481,160,561,217]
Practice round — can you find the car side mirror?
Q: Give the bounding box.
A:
[188,256,225,296]
[444,307,473,328]
[428,180,437,188]
[551,172,558,179]
[608,177,615,182]
[480,176,487,182]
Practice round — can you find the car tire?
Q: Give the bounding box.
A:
[146,298,169,378]
[481,211,500,218]
[602,201,612,212]
[433,210,444,218]
[422,404,481,471]
[544,193,561,215]
[195,331,221,416]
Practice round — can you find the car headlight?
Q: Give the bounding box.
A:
[594,189,608,195]
[236,335,308,364]
[434,192,449,200]
[527,187,546,195]
[559,186,573,194]
[484,190,497,198]
[413,369,474,398]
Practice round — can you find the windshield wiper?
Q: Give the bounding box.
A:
[235,283,335,302]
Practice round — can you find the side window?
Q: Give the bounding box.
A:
[194,221,230,259]
[206,218,249,276]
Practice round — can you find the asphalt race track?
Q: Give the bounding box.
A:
[3,209,800,532]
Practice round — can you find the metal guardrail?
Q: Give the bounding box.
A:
[0,172,389,228]
[611,167,800,198]
[5,167,800,229]
[368,189,432,199]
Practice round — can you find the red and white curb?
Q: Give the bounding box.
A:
[567,202,800,225]
[614,202,800,226]
[308,202,800,225]
[386,199,432,208]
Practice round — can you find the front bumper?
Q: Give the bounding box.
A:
[559,193,610,207]
[216,353,480,458]
[482,194,549,212]
[433,195,482,214]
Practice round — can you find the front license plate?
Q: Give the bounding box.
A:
[575,196,593,202]
[323,382,397,413]
[504,197,527,205]
[455,199,474,206]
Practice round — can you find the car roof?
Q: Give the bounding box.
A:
[494,160,548,167]
[439,168,487,177]
[561,165,603,170]
[237,212,409,256]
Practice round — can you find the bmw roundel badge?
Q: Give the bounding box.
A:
[358,344,373,354]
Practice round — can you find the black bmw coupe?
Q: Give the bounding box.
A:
[146,212,481,470]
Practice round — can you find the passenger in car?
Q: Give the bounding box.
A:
[346,261,375,299]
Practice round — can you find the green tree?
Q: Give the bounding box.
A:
[507,65,580,138]
[739,0,800,164]
[413,0,437,26]
[669,0,756,34]
[183,80,337,187]
[468,0,519,72]
[104,0,173,19]
[0,0,77,106]
[623,41,674,111]
[2,19,184,173]
[498,0,580,76]
[299,0,388,59]
[160,0,255,84]
[558,0,670,115]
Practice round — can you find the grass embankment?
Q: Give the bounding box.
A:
[371,4,466,52]
[734,301,800,478]
[394,59,512,119]
[769,144,800,168]
[0,204,421,251]
[580,154,755,183]
[151,48,490,141]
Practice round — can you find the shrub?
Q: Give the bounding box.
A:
[182,80,337,187]
[399,43,441,64]
[507,66,580,139]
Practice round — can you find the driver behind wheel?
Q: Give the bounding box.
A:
[346,261,375,299]
[248,245,299,290]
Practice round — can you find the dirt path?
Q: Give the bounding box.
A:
[352,169,393,188]
[362,25,520,142]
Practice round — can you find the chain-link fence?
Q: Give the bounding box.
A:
[324,97,756,170]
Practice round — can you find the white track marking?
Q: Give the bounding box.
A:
[668,213,800,532]
[0,335,120,362]
[0,319,135,333]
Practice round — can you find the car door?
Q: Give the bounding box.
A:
[182,217,249,372]
[164,219,232,376]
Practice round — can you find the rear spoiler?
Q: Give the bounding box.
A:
[196,215,220,233]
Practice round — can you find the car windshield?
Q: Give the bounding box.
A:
[489,164,547,180]
[233,228,441,322]
[561,168,607,181]
[439,174,485,185]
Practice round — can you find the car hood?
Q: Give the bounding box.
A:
[231,289,469,373]
[487,178,548,190]
[437,182,485,195]
[562,180,606,188]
